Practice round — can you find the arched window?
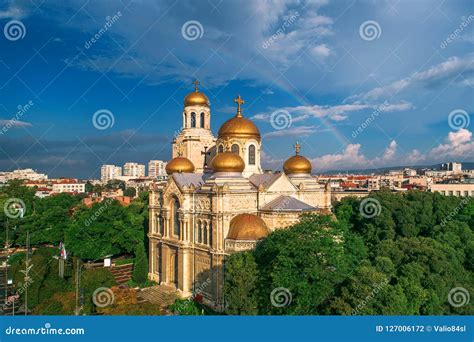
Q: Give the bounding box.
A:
[172,197,180,237]
[249,144,256,165]
[191,112,196,128]
[203,222,208,245]
[231,144,239,155]
[197,221,202,243]
[184,113,187,128]
[157,215,164,235]
[218,145,224,153]
[209,222,212,246]
[200,112,205,128]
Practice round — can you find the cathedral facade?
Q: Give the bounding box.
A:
[148,81,331,308]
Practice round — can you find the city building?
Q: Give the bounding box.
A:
[148,83,331,309]
[430,181,474,197]
[123,162,145,177]
[101,165,122,183]
[52,179,86,193]
[441,162,462,173]
[0,168,48,182]
[148,160,167,179]
[403,168,417,177]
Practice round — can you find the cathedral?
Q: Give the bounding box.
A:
[148,81,331,308]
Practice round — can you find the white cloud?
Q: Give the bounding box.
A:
[406,149,425,164]
[311,144,368,171]
[379,101,414,112]
[380,140,397,161]
[311,140,401,171]
[263,125,326,139]
[329,114,347,121]
[0,4,26,19]
[252,101,413,124]
[0,119,32,128]
[311,44,331,58]
[430,128,474,158]
[350,55,474,101]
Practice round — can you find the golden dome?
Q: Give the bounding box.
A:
[227,214,269,240]
[166,156,195,174]
[210,151,245,173]
[218,95,261,141]
[184,80,209,107]
[283,142,312,175]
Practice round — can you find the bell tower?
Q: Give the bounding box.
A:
[172,79,216,173]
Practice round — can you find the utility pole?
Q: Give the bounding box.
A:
[4,218,8,303]
[74,259,81,315]
[24,230,29,316]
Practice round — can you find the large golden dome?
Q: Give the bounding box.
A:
[227,214,269,240]
[218,95,260,140]
[211,151,245,173]
[184,79,209,107]
[283,142,312,175]
[166,156,195,174]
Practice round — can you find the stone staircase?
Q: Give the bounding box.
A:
[137,285,178,308]
[110,264,134,284]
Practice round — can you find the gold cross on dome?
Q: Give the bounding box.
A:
[294,142,301,155]
[234,95,245,116]
[193,79,200,92]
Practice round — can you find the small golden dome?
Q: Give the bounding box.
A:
[227,214,269,240]
[166,157,195,174]
[218,95,260,140]
[211,151,245,173]
[283,142,312,175]
[184,79,209,107]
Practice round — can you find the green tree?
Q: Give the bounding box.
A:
[106,180,125,191]
[224,252,258,315]
[65,199,145,260]
[84,181,93,193]
[124,187,136,197]
[254,215,365,315]
[132,242,148,284]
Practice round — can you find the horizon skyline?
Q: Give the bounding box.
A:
[2,159,474,180]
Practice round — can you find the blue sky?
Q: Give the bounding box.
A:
[0,0,473,178]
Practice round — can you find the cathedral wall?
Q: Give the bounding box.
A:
[260,211,302,231]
